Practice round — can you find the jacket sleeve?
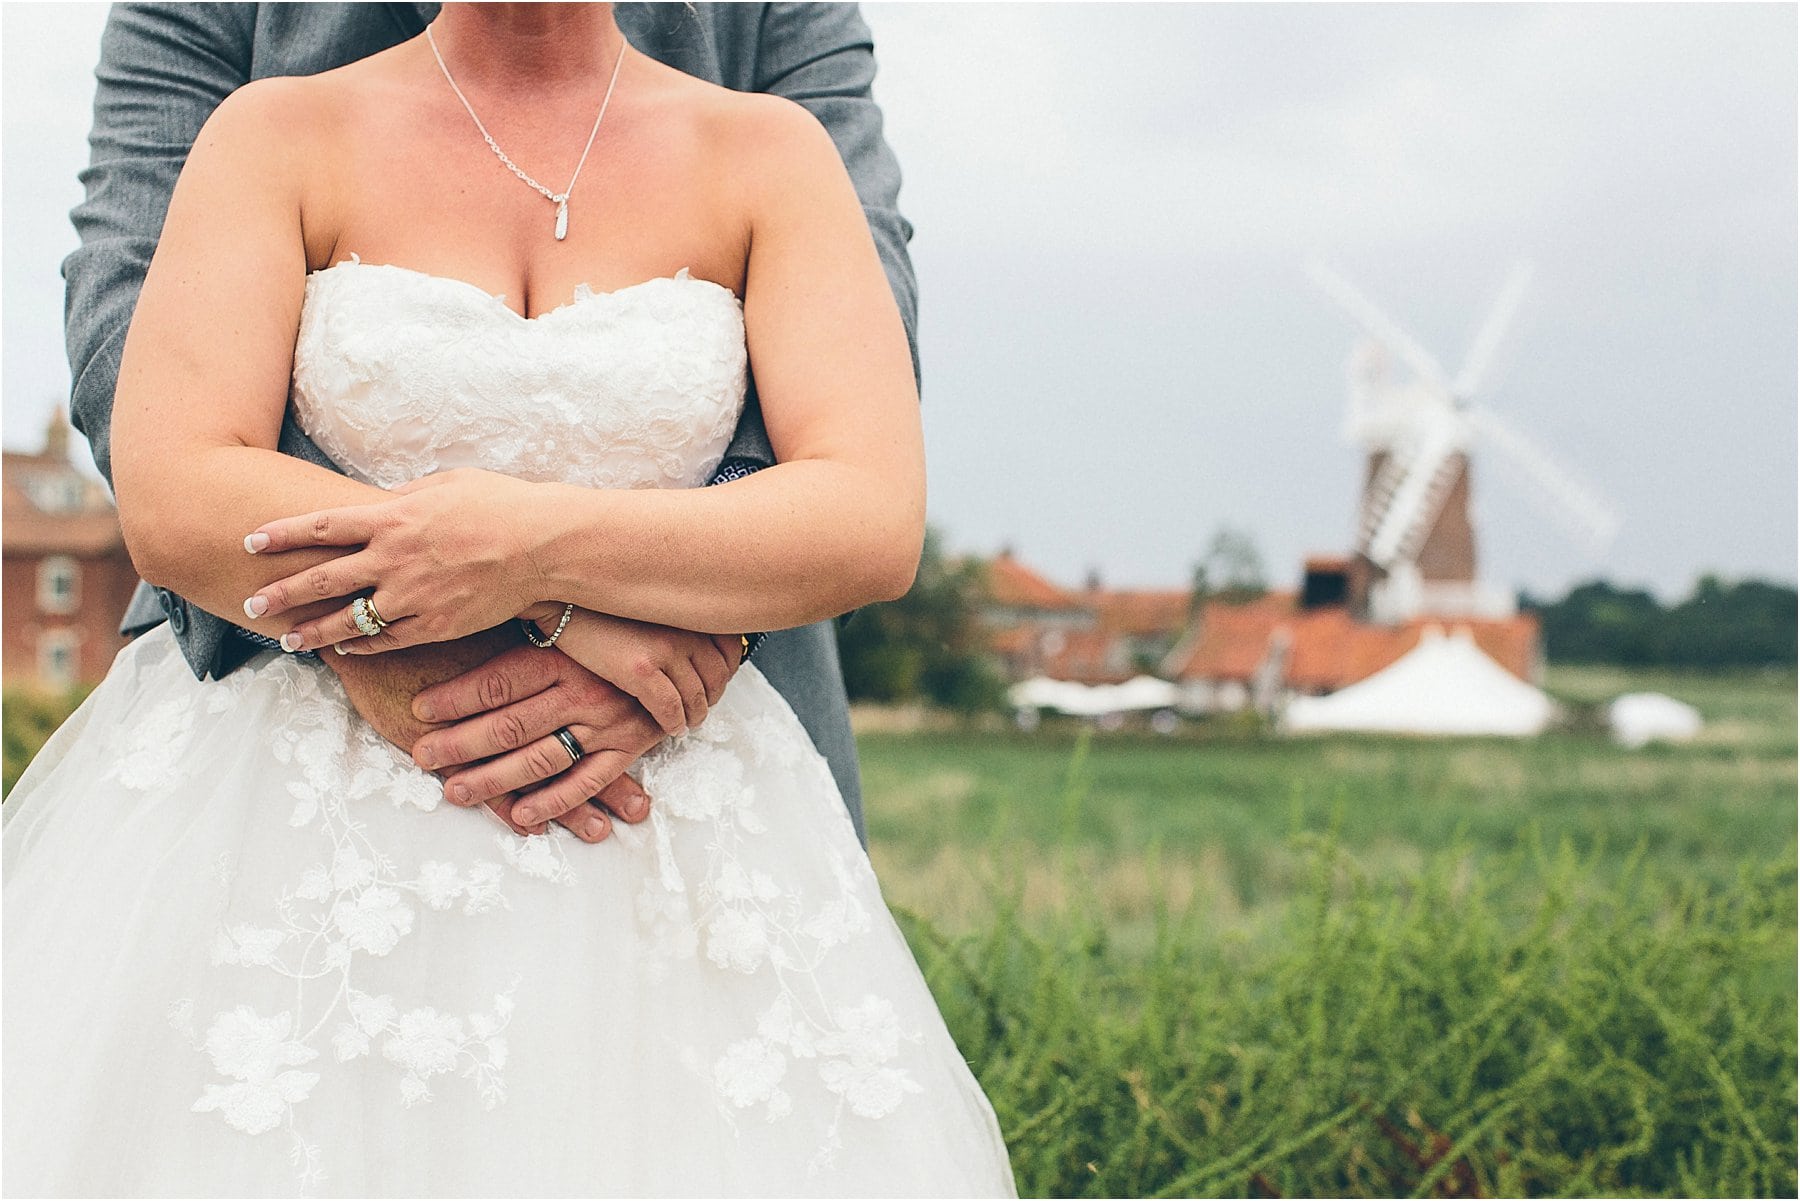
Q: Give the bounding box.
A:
[65,3,339,679]
[66,3,255,485]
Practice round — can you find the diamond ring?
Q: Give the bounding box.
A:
[350,596,389,638]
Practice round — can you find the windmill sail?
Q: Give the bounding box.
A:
[1364,409,1467,567]
[1311,259,1619,622]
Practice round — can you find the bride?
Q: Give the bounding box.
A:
[2,4,1016,1196]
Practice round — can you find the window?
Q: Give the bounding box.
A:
[38,556,80,615]
[38,629,79,690]
[25,476,87,514]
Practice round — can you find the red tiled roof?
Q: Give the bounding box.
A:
[1165,592,1540,692]
[1162,591,1297,681]
[985,553,1080,611]
[1280,607,1416,692]
[1093,589,1192,637]
[1282,610,1540,691]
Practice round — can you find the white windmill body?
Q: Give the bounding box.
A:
[1308,262,1618,625]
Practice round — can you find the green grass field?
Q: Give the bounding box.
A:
[859,666,1795,932]
[5,665,1795,1195]
[858,665,1797,1196]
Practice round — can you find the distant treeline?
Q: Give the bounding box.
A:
[837,528,1008,713]
[1520,575,1796,669]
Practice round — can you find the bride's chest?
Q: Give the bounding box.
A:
[288,260,748,492]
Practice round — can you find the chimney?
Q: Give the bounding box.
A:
[43,406,71,463]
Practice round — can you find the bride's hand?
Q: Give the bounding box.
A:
[529,603,744,736]
[241,469,547,652]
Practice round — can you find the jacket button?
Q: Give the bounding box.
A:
[161,590,188,635]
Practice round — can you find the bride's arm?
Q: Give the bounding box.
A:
[250,98,925,648]
[529,101,927,631]
[109,80,394,635]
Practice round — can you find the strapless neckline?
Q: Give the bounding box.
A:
[308,256,742,325]
[289,250,749,493]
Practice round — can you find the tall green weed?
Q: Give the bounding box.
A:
[897,737,1798,1197]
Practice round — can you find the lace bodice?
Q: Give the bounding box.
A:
[290,259,748,491]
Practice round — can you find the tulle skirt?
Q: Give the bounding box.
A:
[2,627,1015,1197]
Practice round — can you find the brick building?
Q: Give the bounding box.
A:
[979,551,1193,685]
[3,414,140,689]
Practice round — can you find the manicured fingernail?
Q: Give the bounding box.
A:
[243,595,268,618]
[279,633,303,652]
[516,807,541,826]
[244,532,269,553]
[415,747,438,771]
[447,781,470,805]
[583,817,608,840]
[414,701,438,722]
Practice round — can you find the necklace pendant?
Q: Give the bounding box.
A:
[554,199,569,241]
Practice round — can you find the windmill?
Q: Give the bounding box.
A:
[1307,260,1619,625]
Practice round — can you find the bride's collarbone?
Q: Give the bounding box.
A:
[295,64,756,311]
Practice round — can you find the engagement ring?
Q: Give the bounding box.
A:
[350,596,389,637]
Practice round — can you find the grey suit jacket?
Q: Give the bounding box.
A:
[66,2,921,844]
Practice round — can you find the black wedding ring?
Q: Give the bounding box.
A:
[552,727,584,765]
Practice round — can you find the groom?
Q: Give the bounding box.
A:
[66,3,918,845]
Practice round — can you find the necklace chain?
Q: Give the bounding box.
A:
[424,23,628,238]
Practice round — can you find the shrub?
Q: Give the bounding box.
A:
[3,686,88,797]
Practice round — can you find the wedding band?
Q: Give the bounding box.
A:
[350,596,389,637]
[552,727,583,765]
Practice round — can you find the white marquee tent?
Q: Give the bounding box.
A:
[1607,692,1703,748]
[1008,674,1180,717]
[1280,626,1558,737]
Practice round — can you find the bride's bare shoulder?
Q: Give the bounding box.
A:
[185,69,358,181]
[647,67,853,218]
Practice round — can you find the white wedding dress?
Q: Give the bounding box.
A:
[1,259,1017,1198]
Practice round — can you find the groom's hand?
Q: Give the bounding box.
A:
[409,645,667,837]
[323,629,645,844]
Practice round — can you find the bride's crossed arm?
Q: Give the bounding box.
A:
[110,78,384,630]
[107,79,751,840]
[242,94,926,654]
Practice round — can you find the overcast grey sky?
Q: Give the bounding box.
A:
[4,3,1794,603]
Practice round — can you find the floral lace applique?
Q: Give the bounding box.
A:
[632,673,925,1173]
[173,652,567,1191]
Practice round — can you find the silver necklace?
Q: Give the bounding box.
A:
[425,24,628,241]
